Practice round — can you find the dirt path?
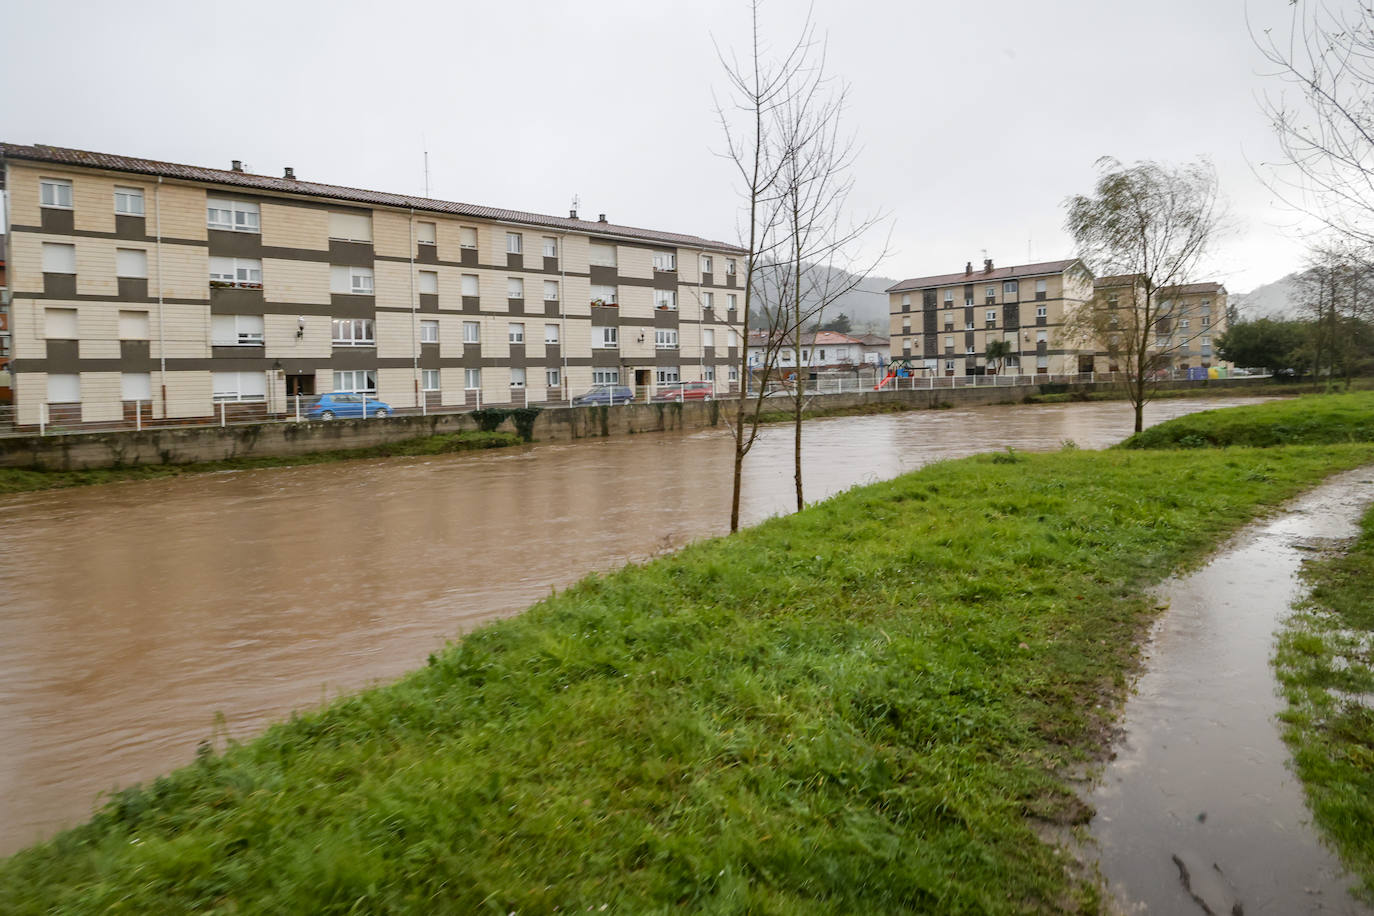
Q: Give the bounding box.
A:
[1088,468,1374,914]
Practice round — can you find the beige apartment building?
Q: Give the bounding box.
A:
[886,258,1095,376]
[1091,276,1229,372]
[1,143,746,426]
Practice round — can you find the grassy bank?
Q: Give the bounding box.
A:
[0,430,523,496]
[1275,505,1374,903]
[2,442,1371,913]
[1118,390,1374,449]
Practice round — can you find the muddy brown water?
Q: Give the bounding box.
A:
[1089,469,1374,915]
[0,397,1266,856]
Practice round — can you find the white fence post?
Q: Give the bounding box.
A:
[136,400,142,432]
[295,395,301,422]
[40,402,47,436]
[219,401,226,428]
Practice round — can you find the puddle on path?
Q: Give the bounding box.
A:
[1088,469,1374,915]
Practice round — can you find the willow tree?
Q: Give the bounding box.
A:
[1064,158,1223,432]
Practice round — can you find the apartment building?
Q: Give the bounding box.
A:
[886,259,1094,376]
[1091,276,1229,372]
[1,143,747,425]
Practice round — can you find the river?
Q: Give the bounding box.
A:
[0,396,1265,855]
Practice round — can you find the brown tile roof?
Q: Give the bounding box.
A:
[1094,275,1226,296]
[1,142,746,254]
[886,258,1080,293]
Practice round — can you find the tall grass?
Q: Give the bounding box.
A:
[1119,391,1374,449]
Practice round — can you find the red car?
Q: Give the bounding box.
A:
[650,381,716,402]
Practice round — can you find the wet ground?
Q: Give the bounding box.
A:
[1089,469,1374,915]
[0,397,1266,855]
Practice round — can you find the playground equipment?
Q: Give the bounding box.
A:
[874,358,917,390]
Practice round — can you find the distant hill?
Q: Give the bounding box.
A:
[751,264,898,335]
[1232,273,1303,320]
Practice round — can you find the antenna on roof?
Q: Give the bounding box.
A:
[570,193,581,220]
[423,148,430,198]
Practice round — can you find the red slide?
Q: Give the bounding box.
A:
[874,372,896,390]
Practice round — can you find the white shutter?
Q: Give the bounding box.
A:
[417,221,437,244]
[212,316,238,345]
[118,310,150,339]
[42,243,76,273]
[459,227,477,248]
[544,280,558,301]
[461,274,479,296]
[115,248,148,278]
[120,373,152,400]
[330,265,351,293]
[44,308,79,339]
[241,372,267,397]
[419,270,438,294]
[589,242,616,266]
[47,374,80,402]
[508,278,523,299]
[328,212,373,241]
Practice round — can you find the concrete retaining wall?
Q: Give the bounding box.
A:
[0,378,1269,471]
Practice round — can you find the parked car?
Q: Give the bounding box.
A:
[650,381,716,402]
[306,392,393,420]
[572,385,635,406]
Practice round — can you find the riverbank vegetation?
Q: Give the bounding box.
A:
[0,430,522,496]
[1118,390,1374,449]
[1275,505,1374,902]
[2,435,1371,911]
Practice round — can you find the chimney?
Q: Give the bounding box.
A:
[983,258,994,273]
[283,167,296,180]
[231,160,244,173]
[598,213,608,223]
[964,261,973,276]
[569,209,578,219]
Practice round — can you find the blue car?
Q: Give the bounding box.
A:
[572,384,635,406]
[306,392,393,420]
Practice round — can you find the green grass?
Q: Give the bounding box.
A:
[1119,390,1374,449]
[1,443,1370,914]
[1275,504,1374,903]
[0,431,523,495]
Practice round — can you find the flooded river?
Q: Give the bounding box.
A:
[0,397,1265,855]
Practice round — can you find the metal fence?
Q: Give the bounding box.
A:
[0,369,1267,439]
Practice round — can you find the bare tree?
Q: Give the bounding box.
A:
[1296,239,1374,387]
[1253,3,1374,248]
[1063,157,1223,432]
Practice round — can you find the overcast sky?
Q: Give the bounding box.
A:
[1,0,1322,293]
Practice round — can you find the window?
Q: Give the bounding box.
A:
[542,237,558,258]
[704,367,715,382]
[114,186,145,216]
[1003,281,1019,295]
[727,294,737,310]
[510,367,526,388]
[944,336,954,349]
[546,368,561,388]
[701,255,713,274]
[463,321,481,344]
[966,344,976,354]
[656,366,680,384]
[1036,305,1047,318]
[118,310,150,339]
[1036,355,1049,369]
[1036,330,1048,343]
[1157,335,1170,347]
[592,326,618,348]
[420,319,439,343]
[985,310,997,324]
[1107,293,1119,308]
[506,232,522,254]
[422,369,440,391]
[728,365,739,381]
[703,291,714,310]
[1201,299,1211,313]
[965,296,974,307]
[211,257,264,289]
[47,374,80,402]
[965,320,975,330]
[654,289,677,310]
[727,329,739,347]
[206,198,260,233]
[327,212,372,242]
[589,242,617,267]
[590,284,618,306]
[459,227,478,249]
[465,368,482,389]
[508,322,525,344]
[213,371,267,402]
[944,360,955,372]
[1202,316,1211,328]
[418,270,438,294]
[116,248,148,279]
[986,286,996,300]
[544,323,560,344]
[941,290,953,305]
[331,318,375,346]
[725,259,736,275]
[45,308,79,339]
[703,328,715,348]
[417,221,436,245]
[508,277,524,300]
[40,178,73,209]
[42,242,76,274]
[330,265,374,294]
[544,280,559,301]
[1036,278,1047,295]
[655,329,679,349]
[652,250,677,271]
[593,368,620,385]
[121,372,152,401]
[213,314,265,346]
[462,274,479,296]
[902,293,912,307]
[333,369,377,393]
[1180,319,1190,330]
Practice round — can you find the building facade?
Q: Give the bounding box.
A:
[746,330,890,374]
[1091,276,1229,373]
[1,143,747,425]
[886,259,1094,376]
